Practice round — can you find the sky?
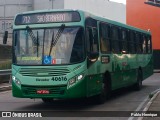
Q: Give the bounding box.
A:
[110,0,126,4]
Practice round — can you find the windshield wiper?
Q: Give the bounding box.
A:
[26,26,39,57]
[48,24,65,56]
[26,26,39,45]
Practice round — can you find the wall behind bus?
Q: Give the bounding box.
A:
[0,0,33,40]
[0,0,126,45]
[33,0,64,10]
[126,0,160,69]
[64,0,126,24]
[33,0,126,24]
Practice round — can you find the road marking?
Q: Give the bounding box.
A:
[128,96,148,120]
[128,88,160,120]
[137,90,160,120]
[150,88,160,94]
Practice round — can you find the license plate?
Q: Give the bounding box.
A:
[37,90,49,94]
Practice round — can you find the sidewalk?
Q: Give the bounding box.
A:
[142,91,160,120]
[0,82,11,92]
[154,70,160,73]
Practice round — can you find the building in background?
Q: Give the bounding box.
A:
[65,0,126,23]
[127,0,160,69]
[0,0,126,45]
[0,0,33,37]
[33,0,126,24]
[33,0,64,10]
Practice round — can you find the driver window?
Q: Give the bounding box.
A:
[86,17,99,54]
[86,27,98,53]
[70,28,84,62]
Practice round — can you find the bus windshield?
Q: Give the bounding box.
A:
[13,27,85,65]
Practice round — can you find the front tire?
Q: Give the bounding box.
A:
[134,70,143,91]
[95,83,107,104]
[95,73,111,104]
[89,82,106,105]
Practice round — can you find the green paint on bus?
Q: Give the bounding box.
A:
[11,9,153,104]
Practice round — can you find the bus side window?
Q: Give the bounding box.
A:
[147,35,152,53]
[111,26,120,53]
[126,30,130,53]
[129,31,135,54]
[142,35,147,54]
[86,27,91,52]
[121,30,128,53]
[135,33,142,54]
[99,23,111,53]
[140,34,143,54]
[92,28,98,52]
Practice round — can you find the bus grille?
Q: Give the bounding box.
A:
[19,68,70,77]
[21,85,66,96]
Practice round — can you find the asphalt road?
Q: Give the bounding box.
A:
[0,73,160,120]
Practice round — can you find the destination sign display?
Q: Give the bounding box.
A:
[15,11,81,25]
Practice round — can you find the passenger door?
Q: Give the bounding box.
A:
[85,18,101,97]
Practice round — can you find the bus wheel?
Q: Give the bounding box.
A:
[105,78,111,99]
[95,74,111,104]
[42,98,54,103]
[95,82,106,104]
[134,70,142,91]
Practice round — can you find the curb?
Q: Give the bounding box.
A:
[153,70,160,73]
[0,85,11,92]
[137,91,160,120]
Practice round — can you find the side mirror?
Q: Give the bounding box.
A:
[87,52,99,67]
[121,50,127,54]
[88,52,99,60]
[3,31,8,44]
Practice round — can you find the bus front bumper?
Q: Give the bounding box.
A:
[12,79,87,99]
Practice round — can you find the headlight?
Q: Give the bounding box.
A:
[77,74,84,81]
[68,77,76,86]
[12,76,16,81]
[12,76,21,85]
[67,73,84,89]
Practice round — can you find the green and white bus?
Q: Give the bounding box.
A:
[5,9,153,103]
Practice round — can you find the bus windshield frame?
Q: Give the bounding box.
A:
[13,26,85,65]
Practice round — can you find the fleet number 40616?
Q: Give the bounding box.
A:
[52,76,67,81]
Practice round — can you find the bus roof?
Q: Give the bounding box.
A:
[14,9,151,35]
[81,10,151,35]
